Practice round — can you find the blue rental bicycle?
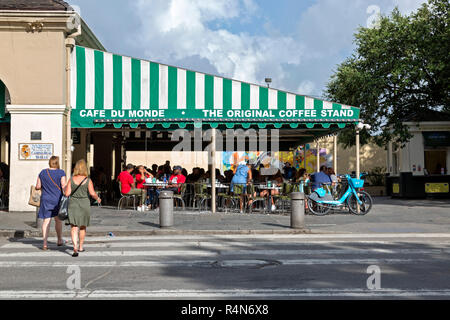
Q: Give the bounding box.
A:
[307,173,373,216]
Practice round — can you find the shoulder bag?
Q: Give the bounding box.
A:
[47,170,87,221]
[28,185,41,207]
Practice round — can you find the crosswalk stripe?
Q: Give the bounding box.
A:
[1,288,450,298]
[6,233,450,243]
[0,248,448,258]
[3,240,449,249]
[0,258,431,268]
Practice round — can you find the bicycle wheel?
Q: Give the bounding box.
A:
[347,191,373,215]
[307,197,332,216]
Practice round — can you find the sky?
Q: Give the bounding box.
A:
[69,0,427,98]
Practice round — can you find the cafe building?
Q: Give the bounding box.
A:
[386,110,450,198]
[1,0,365,212]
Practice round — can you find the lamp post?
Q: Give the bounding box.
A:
[265,78,272,88]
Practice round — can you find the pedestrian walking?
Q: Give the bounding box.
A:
[230,162,253,213]
[64,160,101,257]
[35,156,67,251]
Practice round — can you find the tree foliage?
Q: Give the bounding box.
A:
[325,0,450,148]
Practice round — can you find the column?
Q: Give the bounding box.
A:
[211,129,216,213]
[316,140,320,172]
[6,105,68,211]
[333,135,338,173]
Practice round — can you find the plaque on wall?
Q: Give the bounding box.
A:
[18,143,54,160]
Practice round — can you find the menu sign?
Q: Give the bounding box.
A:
[19,143,53,160]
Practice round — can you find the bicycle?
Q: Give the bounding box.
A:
[307,173,373,216]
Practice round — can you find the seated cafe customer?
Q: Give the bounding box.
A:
[117,164,147,211]
[311,165,332,191]
[135,165,155,209]
[164,166,186,194]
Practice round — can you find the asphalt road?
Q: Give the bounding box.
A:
[0,234,449,299]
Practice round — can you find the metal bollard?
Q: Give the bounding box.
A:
[159,190,174,228]
[290,192,305,229]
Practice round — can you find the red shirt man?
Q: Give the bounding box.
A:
[118,164,135,194]
[167,166,186,193]
[169,173,186,185]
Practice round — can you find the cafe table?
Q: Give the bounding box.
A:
[143,182,169,188]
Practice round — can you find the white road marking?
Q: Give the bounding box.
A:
[0,258,431,268]
[3,240,450,250]
[1,288,450,298]
[8,233,450,243]
[0,247,448,258]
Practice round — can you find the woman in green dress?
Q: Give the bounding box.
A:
[64,160,101,257]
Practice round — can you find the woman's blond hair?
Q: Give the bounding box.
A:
[73,159,88,177]
[49,156,60,169]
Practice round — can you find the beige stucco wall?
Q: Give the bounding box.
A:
[319,136,387,174]
[127,151,223,175]
[0,31,66,105]
[0,12,72,211]
[0,11,106,212]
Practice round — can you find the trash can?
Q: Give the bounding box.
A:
[159,190,174,228]
[290,192,305,229]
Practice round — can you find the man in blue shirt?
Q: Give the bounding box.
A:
[311,165,332,190]
[283,162,295,180]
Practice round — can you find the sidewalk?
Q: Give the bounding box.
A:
[1,197,450,238]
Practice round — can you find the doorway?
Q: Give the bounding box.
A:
[425,150,447,175]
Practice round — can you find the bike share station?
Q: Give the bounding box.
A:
[67,46,368,225]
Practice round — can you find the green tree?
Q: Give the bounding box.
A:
[326,0,450,148]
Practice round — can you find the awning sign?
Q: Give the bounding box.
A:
[71,46,360,128]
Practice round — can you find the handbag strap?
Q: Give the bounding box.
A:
[47,169,87,197]
[47,169,62,192]
[70,177,88,197]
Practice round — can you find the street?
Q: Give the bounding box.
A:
[0,234,449,299]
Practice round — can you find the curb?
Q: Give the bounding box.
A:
[0,228,314,239]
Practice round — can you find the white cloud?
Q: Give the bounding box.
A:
[297,81,316,96]
[290,0,427,96]
[133,0,302,85]
[131,0,427,97]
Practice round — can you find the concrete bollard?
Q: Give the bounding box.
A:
[290,192,305,229]
[159,190,174,228]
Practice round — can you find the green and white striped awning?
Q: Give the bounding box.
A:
[71,46,360,129]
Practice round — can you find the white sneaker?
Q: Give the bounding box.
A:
[271,205,276,212]
[137,206,143,212]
